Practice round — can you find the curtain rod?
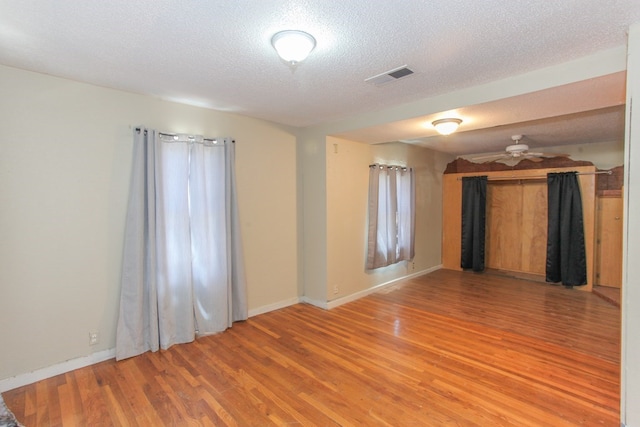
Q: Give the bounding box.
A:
[456,170,612,181]
[369,163,409,170]
[134,127,230,144]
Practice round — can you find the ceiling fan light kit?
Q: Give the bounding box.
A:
[432,118,462,135]
[505,134,527,157]
[505,144,528,156]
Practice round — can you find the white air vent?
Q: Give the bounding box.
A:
[365,65,415,86]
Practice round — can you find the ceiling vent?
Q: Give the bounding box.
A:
[365,65,415,86]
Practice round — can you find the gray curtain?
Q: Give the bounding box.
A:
[366,164,415,269]
[115,128,247,361]
[545,172,587,286]
[460,176,487,272]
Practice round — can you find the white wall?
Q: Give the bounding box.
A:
[0,65,299,382]
[622,23,640,427]
[535,140,624,170]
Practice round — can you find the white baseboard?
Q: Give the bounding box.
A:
[248,296,301,317]
[300,265,441,310]
[0,348,115,393]
[324,265,441,309]
[299,296,329,309]
[0,268,440,393]
[0,297,301,393]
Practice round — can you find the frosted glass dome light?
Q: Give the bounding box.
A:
[432,118,462,135]
[271,30,316,65]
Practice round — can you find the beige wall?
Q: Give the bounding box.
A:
[1,42,635,401]
[326,137,371,300]
[300,47,627,309]
[0,65,299,381]
[372,143,454,271]
[297,130,328,303]
[325,137,453,301]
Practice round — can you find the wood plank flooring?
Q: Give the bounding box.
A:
[3,269,620,426]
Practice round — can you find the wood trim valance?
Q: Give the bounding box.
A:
[444,158,624,191]
[443,157,594,174]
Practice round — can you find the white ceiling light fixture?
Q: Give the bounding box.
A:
[271,30,316,65]
[432,118,462,135]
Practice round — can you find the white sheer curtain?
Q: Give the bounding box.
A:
[116,128,247,361]
[366,164,415,269]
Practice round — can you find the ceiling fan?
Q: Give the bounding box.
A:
[471,135,568,164]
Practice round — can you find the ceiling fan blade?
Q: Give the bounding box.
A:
[471,153,508,162]
[526,156,544,162]
[496,157,520,166]
[528,152,570,158]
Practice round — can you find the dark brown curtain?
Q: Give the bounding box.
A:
[461,176,487,272]
[545,172,587,286]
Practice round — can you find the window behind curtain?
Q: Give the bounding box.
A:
[366,164,415,269]
[116,129,247,361]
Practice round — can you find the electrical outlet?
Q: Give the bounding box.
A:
[333,284,339,295]
[89,331,99,346]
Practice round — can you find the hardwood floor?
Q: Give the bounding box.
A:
[3,269,620,426]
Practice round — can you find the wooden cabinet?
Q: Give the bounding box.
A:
[595,191,623,288]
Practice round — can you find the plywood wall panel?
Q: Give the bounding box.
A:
[485,181,547,275]
[596,196,623,288]
[486,183,523,271]
[520,181,548,275]
[442,174,462,270]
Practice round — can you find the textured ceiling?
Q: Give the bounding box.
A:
[1,1,639,153]
[335,71,628,155]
